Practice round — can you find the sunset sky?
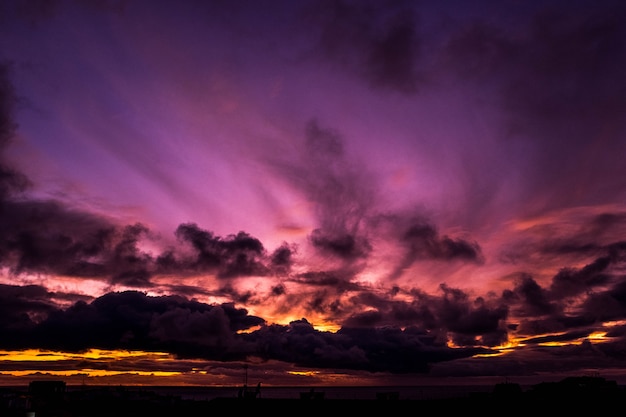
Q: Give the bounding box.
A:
[1,0,626,388]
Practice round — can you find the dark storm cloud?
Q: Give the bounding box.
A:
[0,140,504,377]
[436,285,508,344]
[309,229,370,260]
[441,3,626,209]
[4,3,626,382]
[273,119,376,264]
[342,283,509,347]
[0,62,289,289]
[245,318,487,374]
[540,215,626,259]
[0,64,125,283]
[269,242,296,276]
[0,198,116,277]
[213,282,258,306]
[261,117,490,338]
[0,63,30,199]
[2,64,157,285]
[109,223,153,287]
[580,277,626,323]
[430,337,622,379]
[0,284,56,332]
[499,242,626,343]
[442,3,626,128]
[310,0,421,93]
[0,59,292,300]
[401,220,483,262]
[549,256,612,299]
[5,291,264,358]
[430,257,626,380]
[164,222,270,279]
[497,208,626,271]
[369,213,484,281]
[4,247,626,377]
[505,274,559,318]
[293,270,361,291]
[502,7,626,131]
[0,204,286,288]
[440,20,517,81]
[0,289,491,373]
[277,119,484,272]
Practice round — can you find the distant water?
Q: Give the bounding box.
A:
[78,384,502,402]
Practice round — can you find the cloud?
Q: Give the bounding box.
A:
[164,223,270,279]
[0,63,31,198]
[0,238,625,377]
[3,2,626,383]
[6,291,264,357]
[310,0,421,94]
[441,3,626,211]
[0,288,490,373]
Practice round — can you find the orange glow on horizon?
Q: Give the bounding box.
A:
[287,370,319,377]
[2,369,181,378]
[0,349,190,384]
[588,331,608,341]
[0,349,173,362]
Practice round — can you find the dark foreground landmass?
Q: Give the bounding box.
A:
[2,376,625,416]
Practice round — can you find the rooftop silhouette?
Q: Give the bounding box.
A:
[1,376,624,416]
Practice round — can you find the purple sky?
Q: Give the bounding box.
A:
[1,0,626,387]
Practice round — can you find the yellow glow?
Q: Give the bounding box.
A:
[236,325,263,334]
[2,370,180,377]
[287,370,319,377]
[495,340,522,349]
[312,322,340,333]
[259,313,340,333]
[603,320,626,327]
[474,351,508,358]
[0,350,183,380]
[538,341,570,347]
[534,332,610,347]
[0,349,173,361]
[509,330,612,348]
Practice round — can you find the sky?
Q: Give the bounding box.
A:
[0,0,626,388]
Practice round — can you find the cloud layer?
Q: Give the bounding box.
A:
[1,0,626,385]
